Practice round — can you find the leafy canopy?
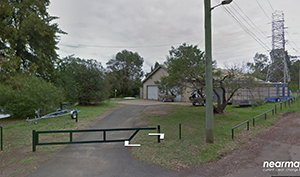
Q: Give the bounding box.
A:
[161,43,213,95]
[160,43,253,114]
[0,0,66,81]
[55,56,110,105]
[106,50,144,97]
[0,74,64,117]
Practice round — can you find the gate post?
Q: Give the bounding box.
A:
[157,125,160,143]
[179,123,182,140]
[0,126,3,151]
[32,130,37,152]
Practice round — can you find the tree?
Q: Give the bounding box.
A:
[289,59,300,83]
[161,43,208,96]
[145,61,161,78]
[0,1,67,117]
[55,56,110,105]
[0,0,65,81]
[159,43,248,114]
[0,49,22,81]
[106,50,144,97]
[246,53,269,81]
[0,74,64,117]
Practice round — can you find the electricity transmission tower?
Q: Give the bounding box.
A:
[266,11,290,83]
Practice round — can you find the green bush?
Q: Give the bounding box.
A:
[0,84,12,110]
[0,74,65,118]
[55,56,110,105]
[252,99,265,108]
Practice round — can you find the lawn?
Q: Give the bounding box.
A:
[131,99,300,171]
[0,102,119,177]
[1,98,299,175]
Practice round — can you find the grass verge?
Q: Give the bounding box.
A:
[0,102,119,177]
[131,100,300,171]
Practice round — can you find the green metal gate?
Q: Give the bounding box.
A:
[32,126,159,152]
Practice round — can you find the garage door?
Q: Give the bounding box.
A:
[174,94,181,102]
[147,86,158,100]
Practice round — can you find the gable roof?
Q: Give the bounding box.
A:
[142,65,168,83]
[142,66,264,85]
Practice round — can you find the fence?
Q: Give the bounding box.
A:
[232,96,298,140]
[252,108,274,127]
[32,126,158,152]
[232,120,249,140]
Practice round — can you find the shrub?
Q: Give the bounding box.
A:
[55,56,110,105]
[252,99,265,108]
[0,74,65,118]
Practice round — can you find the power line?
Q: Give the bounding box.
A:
[60,38,200,49]
[286,31,300,53]
[196,39,204,46]
[219,4,270,51]
[213,0,270,51]
[255,0,271,20]
[231,2,271,45]
[267,0,275,11]
[214,47,269,59]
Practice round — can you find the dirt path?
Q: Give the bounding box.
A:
[184,111,300,177]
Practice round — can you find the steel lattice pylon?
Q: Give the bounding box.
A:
[266,11,290,83]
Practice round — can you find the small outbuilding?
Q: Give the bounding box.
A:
[141,65,191,102]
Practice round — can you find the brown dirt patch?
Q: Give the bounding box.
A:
[141,105,174,116]
[183,111,300,177]
[134,105,173,127]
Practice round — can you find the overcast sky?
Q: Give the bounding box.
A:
[47,0,300,74]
